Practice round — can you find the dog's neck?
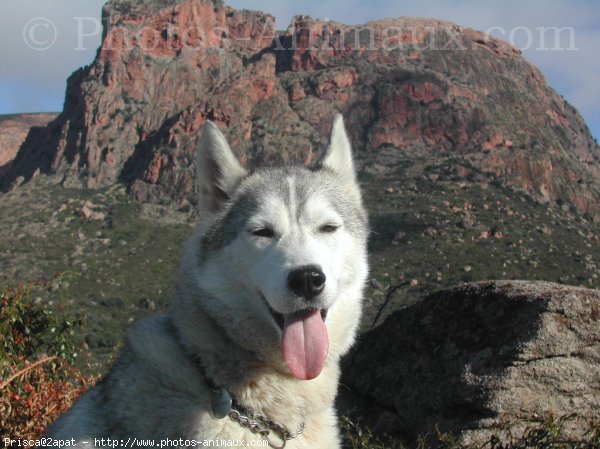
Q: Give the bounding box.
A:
[168,289,340,436]
[165,311,317,444]
[169,297,260,387]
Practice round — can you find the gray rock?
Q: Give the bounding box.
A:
[341,281,600,445]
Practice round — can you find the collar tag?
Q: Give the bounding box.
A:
[210,387,232,419]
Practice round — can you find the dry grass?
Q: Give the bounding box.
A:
[340,414,600,449]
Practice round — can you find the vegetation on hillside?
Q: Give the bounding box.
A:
[1,279,95,438]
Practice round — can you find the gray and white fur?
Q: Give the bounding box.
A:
[44,114,369,448]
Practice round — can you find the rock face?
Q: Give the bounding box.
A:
[2,0,599,216]
[342,281,600,445]
[0,113,58,172]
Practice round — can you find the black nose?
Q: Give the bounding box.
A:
[287,265,326,300]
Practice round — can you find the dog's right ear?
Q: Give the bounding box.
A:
[196,121,248,214]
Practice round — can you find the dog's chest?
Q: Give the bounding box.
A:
[209,412,340,449]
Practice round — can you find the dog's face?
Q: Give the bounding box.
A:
[190,116,368,380]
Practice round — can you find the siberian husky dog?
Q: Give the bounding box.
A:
[44,115,369,448]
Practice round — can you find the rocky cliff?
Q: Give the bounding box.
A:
[2,0,599,217]
[0,113,58,173]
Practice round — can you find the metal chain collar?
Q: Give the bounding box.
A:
[166,318,304,448]
[228,407,305,449]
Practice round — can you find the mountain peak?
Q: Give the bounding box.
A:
[2,0,599,217]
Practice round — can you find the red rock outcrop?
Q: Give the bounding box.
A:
[0,113,58,169]
[3,0,599,216]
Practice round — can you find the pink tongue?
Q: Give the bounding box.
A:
[281,309,329,380]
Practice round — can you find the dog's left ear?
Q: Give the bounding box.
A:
[320,114,357,185]
[196,121,248,215]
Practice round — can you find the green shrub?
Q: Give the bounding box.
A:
[1,277,81,362]
[0,278,94,439]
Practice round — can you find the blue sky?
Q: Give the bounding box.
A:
[0,0,598,141]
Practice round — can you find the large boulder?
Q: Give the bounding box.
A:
[342,281,600,445]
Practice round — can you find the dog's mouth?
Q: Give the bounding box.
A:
[258,291,328,329]
[262,296,328,329]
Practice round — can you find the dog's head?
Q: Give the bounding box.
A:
[186,115,368,380]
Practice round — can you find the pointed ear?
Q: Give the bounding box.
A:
[320,114,357,184]
[196,121,247,215]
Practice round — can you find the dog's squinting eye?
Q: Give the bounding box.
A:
[251,227,275,238]
[319,224,339,234]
